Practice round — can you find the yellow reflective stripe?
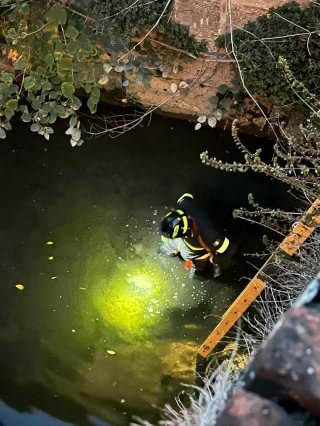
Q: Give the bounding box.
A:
[176,209,184,214]
[161,236,168,242]
[182,215,188,234]
[164,212,171,218]
[183,239,203,251]
[216,238,230,254]
[172,225,179,238]
[177,193,194,203]
[196,253,211,260]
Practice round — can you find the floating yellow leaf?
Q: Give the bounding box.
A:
[184,324,199,330]
[48,256,54,260]
[15,284,24,290]
[121,399,125,403]
[79,287,87,290]
[51,277,58,280]
[107,350,116,355]
[47,241,54,245]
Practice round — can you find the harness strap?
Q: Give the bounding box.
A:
[192,221,213,254]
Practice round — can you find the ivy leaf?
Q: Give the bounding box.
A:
[197,115,206,124]
[67,40,78,55]
[220,98,232,109]
[171,83,177,93]
[42,81,52,91]
[115,65,125,73]
[31,123,41,132]
[54,39,62,53]
[203,107,213,115]
[208,117,217,128]
[65,26,79,39]
[77,51,84,62]
[195,123,201,131]
[98,75,109,85]
[85,84,91,93]
[61,82,75,97]
[55,106,65,116]
[44,54,54,66]
[218,84,229,95]
[179,81,188,89]
[214,109,223,121]
[89,95,99,105]
[87,98,95,111]
[3,121,12,130]
[48,114,58,124]
[7,27,17,38]
[14,59,27,70]
[103,63,112,74]
[18,3,30,15]
[91,87,100,98]
[5,109,14,120]
[58,58,72,70]
[1,73,14,82]
[6,99,17,110]
[46,4,67,25]
[86,74,95,84]
[70,96,81,110]
[69,116,77,127]
[0,128,6,139]
[7,84,19,94]
[209,96,219,106]
[43,31,52,43]
[23,76,35,89]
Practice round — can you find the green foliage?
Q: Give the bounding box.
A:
[85,0,207,56]
[0,0,111,144]
[216,2,320,108]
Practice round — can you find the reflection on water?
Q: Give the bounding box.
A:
[0,111,294,426]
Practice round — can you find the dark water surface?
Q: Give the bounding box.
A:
[0,110,295,426]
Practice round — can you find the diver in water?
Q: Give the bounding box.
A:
[159,193,237,278]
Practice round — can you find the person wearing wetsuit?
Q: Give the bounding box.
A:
[159,193,237,278]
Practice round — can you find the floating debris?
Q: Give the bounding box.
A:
[79,287,87,291]
[107,350,116,355]
[15,284,24,290]
[47,241,54,245]
[48,256,54,260]
[121,399,125,403]
[51,277,58,280]
[184,324,199,330]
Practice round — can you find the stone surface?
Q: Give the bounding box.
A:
[125,0,310,137]
[244,305,320,417]
[216,388,296,426]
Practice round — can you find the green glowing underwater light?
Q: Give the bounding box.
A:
[95,262,168,338]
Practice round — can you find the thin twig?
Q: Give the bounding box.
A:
[146,37,240,62]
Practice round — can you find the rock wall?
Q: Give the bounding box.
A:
[215,274,320,426]
[122,0,309,137]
